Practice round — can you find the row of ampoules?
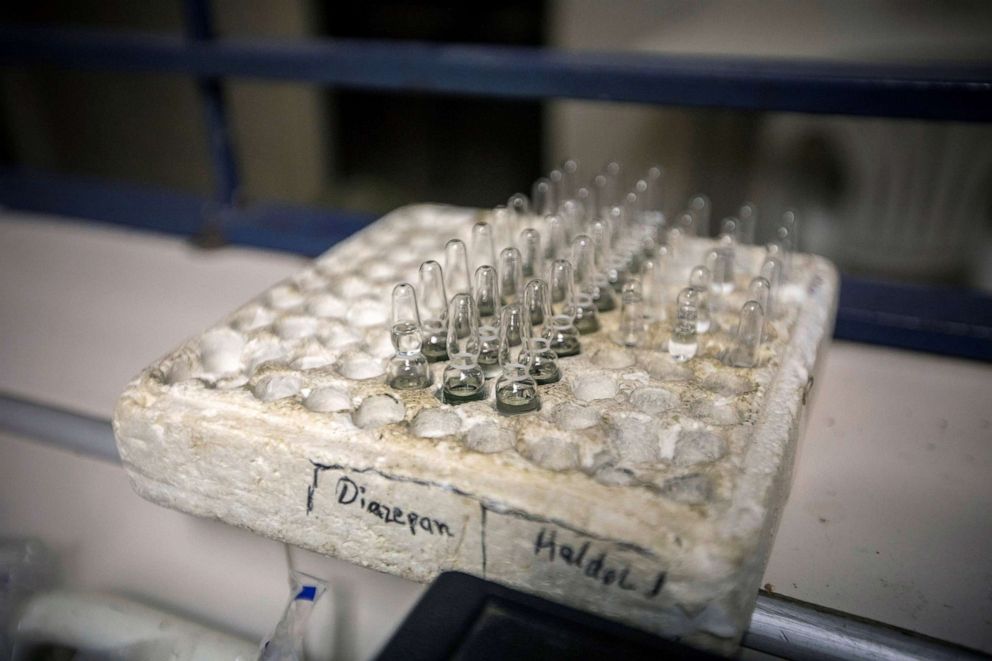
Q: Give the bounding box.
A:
[384,161,799,412]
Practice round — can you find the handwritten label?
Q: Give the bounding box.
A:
[533,527,665,599]
[333,475,454,538]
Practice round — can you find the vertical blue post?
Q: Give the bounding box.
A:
[183,0,240,239]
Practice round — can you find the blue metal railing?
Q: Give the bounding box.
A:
[0,7,990,362]
[2,25,991,121]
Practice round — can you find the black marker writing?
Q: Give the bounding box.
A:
[335,475,453,538]
[534,527,665,599]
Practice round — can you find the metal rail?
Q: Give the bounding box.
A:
[0,392,986,659]
[1,25,990,122]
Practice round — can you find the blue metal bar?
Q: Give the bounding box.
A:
[1,25,990,121]
[1,168,989,361]
[836,275,992,362]
[0,168,376,257]
[182,0,240,214]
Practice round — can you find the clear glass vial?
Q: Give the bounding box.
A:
[470,221,497,273]
[593,272,616,312]
[497,302,531,367]
[723,300,765,368]
[669,287,699,362]
[441,293,485,404]
[518,227,543,279]
[443,238,472,297]
[494,359,541,415]
[477,323,501,379]
[615,279,646,348]
[688,194,711,237]
[688,265,712,333]
[387,283,432,389]
[737,202,758,245]
[474,264,500,323]
[543,313,581,357]
[640,245,670,323]
[523,277,553,328]
[519,337,560,385]
[573,291,600,335]
[417,260,448,363]
[548,258,576,316]
[706,236,735,296]
[498,246,524,306]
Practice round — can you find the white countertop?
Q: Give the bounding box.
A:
[1,211,989,656]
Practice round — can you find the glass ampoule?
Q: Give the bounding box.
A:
[532,177,554,217]
[666,226,684,267]
[689,265,712,333]
[688,194,711,237]
[606,253,629,294]
[706,237,735,296]
[474,265,500,323]
[723,300,765,368]
[759,256,783,317]
[677,212,697,237]
[738,202,758,245]
[494,356,541,415]
[748,276,773,321]
[590,218,612,270]
[497,302,531,367]
[477,323,501,379]
[559,199,583,242]
[518,228,543,279]
[519,336,560,385]
[608,205,625,246]
[548,258,576,316]
[498,246,524,306]
[642,165,664,225]
[508,192,530,219]
[418,260,449,363]
[387,283,432,389]
[720,217,740,243]
[549,168,565,208]
[571,234,597,294]
[593,273,616,312]
[669,287,700,362]
[592,173,609,218]
[470,221,497,273]
[638,223,660,260]
[622,191,641,233]
[604,161,622,205]
[573,291,600,335]
[543,313,581,358]
[543,214,568,263]
[774,224,795,281]
[489,206,513,255]
[574,186,592,225]
[523,278,553,328]
[615,278,647,348]
[640,245,670,322]
[561,158,579,198]
[442,293,485,404]
[443,238,472,297]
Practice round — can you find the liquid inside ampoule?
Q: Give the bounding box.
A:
[495,364,541,415]
[520,338,560,385]
[543,315,581,357]
[421,320,448,362]
[441,355,486,403]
